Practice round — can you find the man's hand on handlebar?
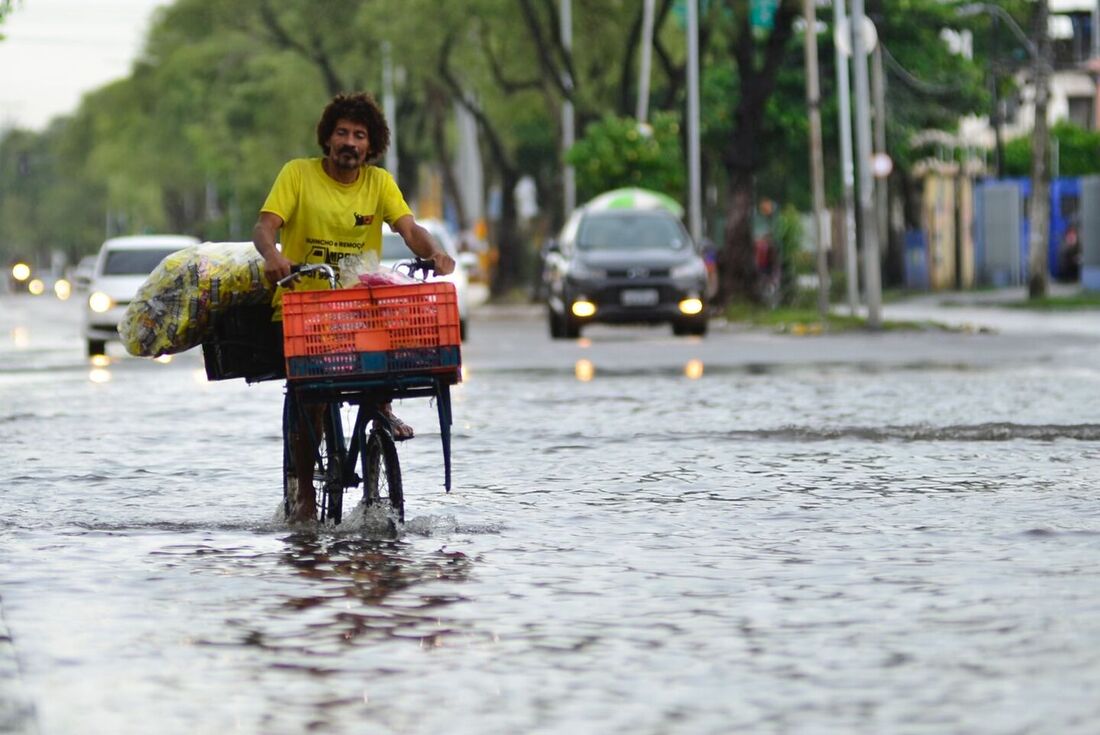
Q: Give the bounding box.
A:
[429,249,456,276]
[277,263,337,289]
[263,251,295,286]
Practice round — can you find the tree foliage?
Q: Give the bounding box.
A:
[0,0,1049,301]
[566,113,685,203]
[1004,121,1100,178]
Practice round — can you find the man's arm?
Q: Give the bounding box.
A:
[253,211,293,284]
[392,215,455,275]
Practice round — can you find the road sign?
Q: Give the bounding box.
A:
[750,0,778,32]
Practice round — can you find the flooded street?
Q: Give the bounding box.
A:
[2,293,1100,734]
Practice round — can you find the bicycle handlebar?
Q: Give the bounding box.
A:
[277,263,337,289]
[277,258,436,290]
[397,257,437,281]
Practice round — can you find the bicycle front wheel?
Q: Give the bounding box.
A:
[283,397,348,525]
[362,429,404,523]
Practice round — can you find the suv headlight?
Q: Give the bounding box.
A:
[88,291,114,313]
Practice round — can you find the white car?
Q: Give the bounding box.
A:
[380,219,471,341]
[83,234,200,356]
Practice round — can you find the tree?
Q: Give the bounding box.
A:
[566,112,685,201]
[0,0,1012,290]
[703,0,995,301]
[714,0,801,305]
[1004,122,1100,176]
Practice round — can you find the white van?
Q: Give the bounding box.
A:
[83,234,199,356]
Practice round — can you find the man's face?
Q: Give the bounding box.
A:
[326,118,371,171]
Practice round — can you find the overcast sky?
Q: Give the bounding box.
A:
[0,0,171,131]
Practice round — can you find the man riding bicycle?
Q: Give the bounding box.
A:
[252,92,454,523]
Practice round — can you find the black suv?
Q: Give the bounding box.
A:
[543,207,709,339]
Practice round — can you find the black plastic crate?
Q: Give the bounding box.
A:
[202,304,284,382]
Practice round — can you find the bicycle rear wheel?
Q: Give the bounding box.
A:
[362,428,404,523]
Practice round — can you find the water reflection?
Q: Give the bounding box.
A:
[10,326,29,348]
[226,537,476,655]
[574,359,595,382]
[572,358,705,381]
[88,367,111,383]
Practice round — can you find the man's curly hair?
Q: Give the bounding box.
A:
[316,92,391,161]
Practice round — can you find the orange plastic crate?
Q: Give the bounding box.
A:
[282,282,461,380]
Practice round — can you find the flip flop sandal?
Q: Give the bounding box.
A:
[378,407,415,441]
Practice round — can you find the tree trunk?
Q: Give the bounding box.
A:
[491,166,522,295]
[427,83,468,230]
[718,168,758,303]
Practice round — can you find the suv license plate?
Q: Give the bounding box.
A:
[621,288,659,306]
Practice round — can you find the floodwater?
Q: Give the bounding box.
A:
[2,295,1100,734]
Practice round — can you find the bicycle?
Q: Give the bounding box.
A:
[202,259,461,526]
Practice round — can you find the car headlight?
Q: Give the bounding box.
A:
[671,260,705,279]
[88,291,114,313]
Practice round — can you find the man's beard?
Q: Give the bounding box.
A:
[333,147,361,170]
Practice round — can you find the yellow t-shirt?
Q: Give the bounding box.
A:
[261,158,413,317]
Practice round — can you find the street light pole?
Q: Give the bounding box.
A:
[561,0,576,218]
[851,0,882,328]
[834,0,860,316]
[1094,0,1100,132]
[1027,0,1052,299]
[636,0,656,124]
[959,3,1037,56]
[803,0,829,319]
[686,0,703,244]
[991,13,1006,178]
[382,42,398,179]
[872,42,888,271]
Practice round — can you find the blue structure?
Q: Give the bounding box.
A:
[903,229,929,290]
[973,177,1081,284]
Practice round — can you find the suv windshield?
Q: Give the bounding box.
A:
[577,212,686,251]
[103,248,179,275]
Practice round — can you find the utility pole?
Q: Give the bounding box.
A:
[834,0,860,316]
[561,0,576,218]
[686,0,703,243]
[803,0,829,318]
[636,0,656,124]
[851,0,882,327]
[1028,0,1052,299]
